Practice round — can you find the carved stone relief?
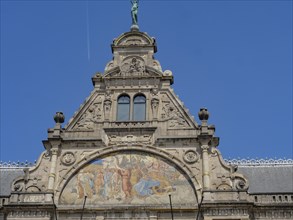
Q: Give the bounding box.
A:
[73,107,95,130]
[73,96,103,130]
[104,99,112,120]
[61,152,76,166]
[121,57,145,76]
[26,185,41,192]
[108,135,152,146]
[160,94,189,129]
[215,174,232,190]
[10,153,52,194]
[183,150,199,164]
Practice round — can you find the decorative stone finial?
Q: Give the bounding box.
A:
[198,108,209,121]
[54,112,65,124]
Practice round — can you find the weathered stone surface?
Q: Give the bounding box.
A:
[1,28,292,220]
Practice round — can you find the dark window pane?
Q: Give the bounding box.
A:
[134,95,145,103]
[118,96,130,104]
[133,95,146,121]
[117,95,130,121]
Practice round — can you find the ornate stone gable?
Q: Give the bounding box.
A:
[2,28,292,220]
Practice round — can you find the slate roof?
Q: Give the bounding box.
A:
[0,168,24,197]
[238,165,293,194]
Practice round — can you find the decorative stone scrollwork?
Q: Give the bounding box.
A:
[13,183,23,192]
[105,60,115,72]
[72,95,104,130]
[235,178,249,190]
[183,150,199,164]
[153,60,162,71]
[161,102,189,128]
[61,152,76,166]
[74,107,95,130]
[43,150,51,159]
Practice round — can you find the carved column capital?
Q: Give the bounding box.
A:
[50,148,60,156]
[201,144,209,152]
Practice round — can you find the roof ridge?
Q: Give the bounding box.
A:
[225,158,293,167]
[0,160,36,168]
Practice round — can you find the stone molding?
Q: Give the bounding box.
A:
[204,208,249,217]
[254,209,293,219]
[7,210,51,218]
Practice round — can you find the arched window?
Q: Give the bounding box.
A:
[117,95,130,121]
[133,95,146,121]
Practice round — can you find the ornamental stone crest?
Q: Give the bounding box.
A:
[61,152,76,166]
[183,150,199,164]
[121,56,145,76]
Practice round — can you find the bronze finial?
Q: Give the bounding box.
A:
[130,0,139,31]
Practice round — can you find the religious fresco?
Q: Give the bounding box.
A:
[59,151,196,206]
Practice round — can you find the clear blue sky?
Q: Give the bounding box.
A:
[1,1,292,162]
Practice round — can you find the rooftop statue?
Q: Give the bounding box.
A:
[131,0,139,26]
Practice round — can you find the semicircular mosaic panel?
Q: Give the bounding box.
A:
[59,151,197,206]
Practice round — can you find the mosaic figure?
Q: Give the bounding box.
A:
[60,152,196,206]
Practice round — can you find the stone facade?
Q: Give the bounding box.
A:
[0,28,292,220]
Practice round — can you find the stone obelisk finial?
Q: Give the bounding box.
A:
[130,0,139,31]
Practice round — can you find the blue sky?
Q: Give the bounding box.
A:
[1,0,292,162]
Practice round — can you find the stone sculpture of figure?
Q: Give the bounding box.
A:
[130,0,139,25]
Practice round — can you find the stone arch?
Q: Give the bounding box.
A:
[113,32,154,46]
[56,145,202,206]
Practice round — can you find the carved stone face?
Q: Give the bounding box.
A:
[151,88,158,95]
[104,100,112,108]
